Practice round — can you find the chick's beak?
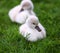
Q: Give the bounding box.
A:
[35,26,41,32]
[20,8,24,12]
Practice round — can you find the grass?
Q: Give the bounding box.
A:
[0,0,60,53]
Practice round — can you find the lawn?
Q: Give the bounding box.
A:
[0,0,60,53]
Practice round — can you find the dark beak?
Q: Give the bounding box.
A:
[19,8,24,12]
[35,26,41,32]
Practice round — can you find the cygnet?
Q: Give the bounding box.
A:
[8,0,35,22]
[19,15,46,42]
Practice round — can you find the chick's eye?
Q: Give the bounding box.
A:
[33,23,35,25]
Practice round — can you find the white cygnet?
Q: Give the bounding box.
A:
[8,0,35,23]
[19,15,46,42]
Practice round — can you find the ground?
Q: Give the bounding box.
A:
[0,0,60,53]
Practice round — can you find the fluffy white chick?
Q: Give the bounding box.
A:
[8,0,35,22]
[19,15,46,42]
